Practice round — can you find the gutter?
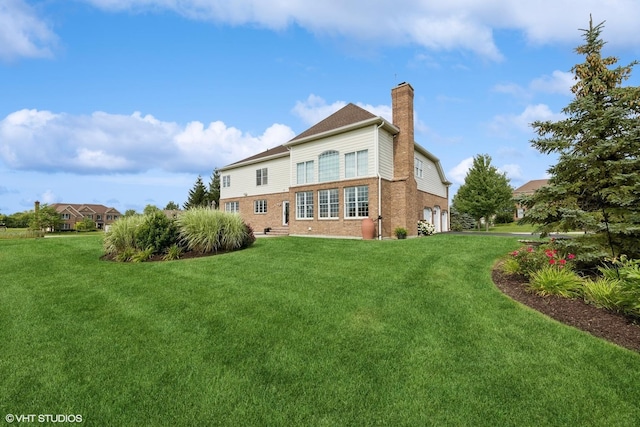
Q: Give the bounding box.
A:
[374,121,384,240]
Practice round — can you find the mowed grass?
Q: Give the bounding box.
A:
[1,235,640,426]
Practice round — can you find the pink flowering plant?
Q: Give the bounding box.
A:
[509,243,576,278]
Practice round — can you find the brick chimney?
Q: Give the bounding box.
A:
[391,82,415,179]
[387,82,419,236]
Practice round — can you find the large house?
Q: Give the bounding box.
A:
[513,179,549,220]
[51,203,122,231]
[218,82,451,239]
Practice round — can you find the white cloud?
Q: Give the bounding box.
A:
[530,70,574,95]
[40,189,58,205]
[500,163,523,181]
[448,157,474,185]
[292,94,393,125]
[0,109,295,175]
[80,0,640,60]
[0,0,57,61]
[488,104,564,137]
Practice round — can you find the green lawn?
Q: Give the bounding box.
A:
[1,235,639,426]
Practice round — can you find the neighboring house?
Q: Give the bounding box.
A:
[513,179,549,220]
[51,203,122,231]
[219,82,451,238]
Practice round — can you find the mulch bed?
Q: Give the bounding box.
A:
[492,263,640,352]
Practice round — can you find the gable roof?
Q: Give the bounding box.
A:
[289,103,377,143]
[513,179,549,195]
[220,103,396,170]
[223,144,290,168]
[51,203,122,215]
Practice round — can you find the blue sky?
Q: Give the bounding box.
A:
[1,0,639,215]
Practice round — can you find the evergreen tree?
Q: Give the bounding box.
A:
[522,18,640,261]
[164,201,180,210]
[452,154,513,231]
[183,175,208,210]
[207,168,220,209]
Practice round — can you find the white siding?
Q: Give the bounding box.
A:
[415,151,448,198]
[290,127,375,185]
[220,156,290,199]
[378,130,394,180]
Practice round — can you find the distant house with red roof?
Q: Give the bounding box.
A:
[513,179,549,220]
[51,203,122,231]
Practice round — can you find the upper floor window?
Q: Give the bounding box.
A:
[256,168,268,186]
[97,215,102,220]
[345,186,369,218]
[225,201,239,213]
[86,214,94,220]
[61,213,70,220]
[414,157,423,178]
[345,150,368,178]
[254,200,267,214]
[318,150,339,182]
[222,175,231,188]
[296,161,314,185]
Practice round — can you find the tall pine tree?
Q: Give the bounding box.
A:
[452,154,513,231]
[522,18,640,261]
[183,175,208,210]
[207,168,220,209]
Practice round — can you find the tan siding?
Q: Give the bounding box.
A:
[378,130,394,179]
[220,156,290,199]
[290,127,375,185]
[415,151,447,198]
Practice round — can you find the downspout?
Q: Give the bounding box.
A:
[375,121,384,240]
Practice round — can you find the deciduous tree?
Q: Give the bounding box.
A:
[452,154,513,231]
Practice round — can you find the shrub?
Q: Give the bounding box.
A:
[177,208,254,254]
[394,227,407,239]
[104,215,145,255]
[131,247,154,263]
[509,243,576,278]
[417,220,435,236]
[163,244,183,261]
[115,247,136,262]
[527,266,583,297]
[582,277,621,311]
[135,211,179,254]
[599,255,640,317]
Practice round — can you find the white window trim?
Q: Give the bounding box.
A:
[296,191,314,220]
[254,199,267,214]
[344,185,369,219]
[318,189,339,220]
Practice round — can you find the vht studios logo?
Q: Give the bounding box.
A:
[5,414,83,423]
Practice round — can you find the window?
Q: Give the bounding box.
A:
[345,186,369,218]
[225,201,239,213]
[318,150,339,182]
[222,175,231,188]
[345,150,368,178]
[296,191,314,219]
[61,213,70,220]
[106,215,112,220]
[254,200,267,214]
[97,215,102,220]
[296,161,314,184]
[319,189,339,219]
[113,216,119,220]
[62,223,71,230]
[256,168,268,186]
[86,214,93,220]
[414,157,423,178]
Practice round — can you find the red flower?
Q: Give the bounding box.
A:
[549,259,556,265]
[568,254,576,260]
[559,259,566,265]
